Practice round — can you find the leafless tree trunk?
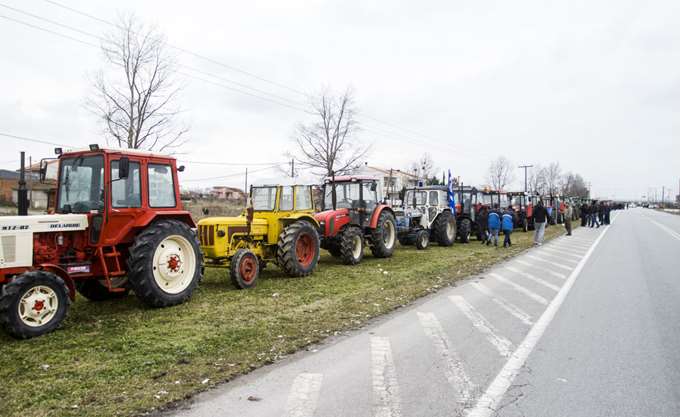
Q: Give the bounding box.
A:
[292,88,369,177]
[544,162,562,196]
[528,164,546,194]
[88,14,187,152]
[486,156,515,191]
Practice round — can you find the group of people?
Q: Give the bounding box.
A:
[579,202,612,228]
[478,205,517,248]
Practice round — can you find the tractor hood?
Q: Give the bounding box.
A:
[0,214,88,269]
[0,214,88,234]
[197,216,267,228]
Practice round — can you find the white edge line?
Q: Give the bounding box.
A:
[466,214,614,417]
[650,219,680,241]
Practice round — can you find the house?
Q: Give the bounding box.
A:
[354,164,420,202]
[0,168,55,210]
[0,169,20,204]
[210,186,247,202]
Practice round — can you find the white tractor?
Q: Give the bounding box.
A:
[395,186,457,250]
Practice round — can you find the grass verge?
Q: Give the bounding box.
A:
[0,224,570,416]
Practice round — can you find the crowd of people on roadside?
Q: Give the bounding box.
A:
[578,201,612,228]
[476,198,605,249]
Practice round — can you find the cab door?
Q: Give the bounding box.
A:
[101,157,144,245]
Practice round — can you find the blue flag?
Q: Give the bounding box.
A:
[447,169,456,210]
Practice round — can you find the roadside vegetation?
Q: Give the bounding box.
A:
[0,226,568,417]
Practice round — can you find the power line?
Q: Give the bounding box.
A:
[0,131,74,147]
[182,164,283,182]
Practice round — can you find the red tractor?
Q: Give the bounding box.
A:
[314,176,397,265]
[0,146,203,338]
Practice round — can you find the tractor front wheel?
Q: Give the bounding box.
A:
[459,218,471,243]
[370,211,397,258]
[276,221,320,277]
[434,211,456,246]
[415,229,430,250]
[230,249,260,289]
[339,226,364,265]
[0,271,70,339]
[127,220,203,308]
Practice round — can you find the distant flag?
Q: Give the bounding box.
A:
[447,169,456,210]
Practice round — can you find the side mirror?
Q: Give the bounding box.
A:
[178,165,185,172]
[118,157,130,179]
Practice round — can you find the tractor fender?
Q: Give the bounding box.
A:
[37,263,76,300]
[279,214,320,228]
[136,211,197,229]
[369,205,395,229]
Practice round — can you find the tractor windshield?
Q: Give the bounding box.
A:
[57,155,104,213]
[404,190,427,206]
[251,187,277,211]
[325,182,360,209]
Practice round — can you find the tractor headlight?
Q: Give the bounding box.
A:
[217,229,226,238]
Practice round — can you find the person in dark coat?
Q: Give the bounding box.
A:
[604,203,611,225]
[478,206,489,244]
[580,204,588,227]
[589,203,600,228]
[533,200,550,245]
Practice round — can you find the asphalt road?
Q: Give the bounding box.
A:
[167,208,680,417]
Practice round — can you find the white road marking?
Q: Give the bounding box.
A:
[650,219,680,242]
[504,266,561,292]
[284,373,323,417]
[488,272,548,305]
[533,251,579,265]
[515,260,567,280]
[466,212,614,417]
[471,282,533,325]
[525,255,573,271]
[450,296,514,357]
[370,336,401,417]
[417,312,475,404]
[540,246,582,259]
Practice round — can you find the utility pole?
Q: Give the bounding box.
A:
[244,167,248,196]
[18,152,28,216]
[290,159,295,178]
[662,186,665,207]
[518,165,533,193]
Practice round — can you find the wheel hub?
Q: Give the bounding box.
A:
[152,235,196,294]
[295,234,315,267]
[240,257,257,283]
[18,286,58,327]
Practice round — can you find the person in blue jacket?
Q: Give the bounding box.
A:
[487,204,501,247]
[502,205,517,247]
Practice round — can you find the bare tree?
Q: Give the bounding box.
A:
[89,14,187,152]
[528,164,546,194]
[292,88,369,177]
[409,153,435,181]
[486,156,515,191]
[543,162,562,196]
[561,172,589,197]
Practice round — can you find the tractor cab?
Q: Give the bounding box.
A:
[0,146,202,339]
[394,186,456,250]
[315,176,396,265]
[507,191,535,231]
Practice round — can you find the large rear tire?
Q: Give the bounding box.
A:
[0,271,70,339]
[230,249,260,289]
[370,211,397,258]
[276,221,320,277]
[75,278,129,301]
[127,220,203,308]
[433,211,456,246]
[339,226,364,265]
[459,218,471,243]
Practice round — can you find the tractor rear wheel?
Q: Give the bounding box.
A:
[370,211,397,258]
[276,221,320,277]
[0,271,70,339]
[459,218,471,243]
[339,226,364,265]
[230,249,260,289]
[76,278,129,301]
[433,211,456,246]
[127,220,203,308]
[415,229,430,250]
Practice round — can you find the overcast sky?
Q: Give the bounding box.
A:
[1,0,679,200]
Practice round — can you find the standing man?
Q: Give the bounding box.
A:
[478,205,489,245]
[562,202,573,236]
[502,205,516,247]
[580,203,588,227]
[533,200,550,246]
[590,202,600,228]
[487,204,501,247]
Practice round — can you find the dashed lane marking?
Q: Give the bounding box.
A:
[450,296,514,357]
[417,312,475,404]
[488,272,548,305]
[471,282,533,325]
[524,255,573,271]
[283,373,323,417]
[514,260,567,280]
[370,336,401,417]
[504,266,561,292]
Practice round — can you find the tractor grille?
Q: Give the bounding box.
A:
[198,225,215,246]
[1,235,16,263]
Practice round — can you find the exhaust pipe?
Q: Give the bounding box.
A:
[18,151,28,216]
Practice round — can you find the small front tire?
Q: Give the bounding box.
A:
[230,249,260,289]
[415,229,430,250]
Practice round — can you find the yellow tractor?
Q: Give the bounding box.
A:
[197,185,320,289]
